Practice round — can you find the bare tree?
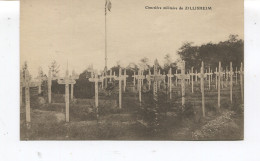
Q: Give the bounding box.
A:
[164,54,172,69]
[139,57,150,70]
[38,66,45,77]
[49,60,60,77]
[127,62,138,72]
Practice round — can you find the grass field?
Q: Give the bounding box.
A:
[20,81,244,140]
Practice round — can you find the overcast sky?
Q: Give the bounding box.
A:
[21,0,243,77]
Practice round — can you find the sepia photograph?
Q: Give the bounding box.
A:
[20,0,244,140]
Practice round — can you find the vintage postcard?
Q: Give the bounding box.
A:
[20,0,244,140]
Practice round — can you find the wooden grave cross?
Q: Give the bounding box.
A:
[215,62,225,109]
[163,71,166,86]
[188,70,191,85]
[20,71,24,106]
[211,69,213,82]
[21,69,31,123]
[151,59,165,128]
[21,68,37,123]
[195,70,198,82]
[23,69,31,123]
[109,69,112,82]
[175,70,178,86]
[205,67,213,90]
[238,62,244,101]
[145,69,155,91]
[114,67,125,109]
[57,68,76,122]
[158,69,162,89]
[122,69,129,92]
[225,66,229,87]
[89,71,103,119]
[189,67,196,93]
[148,69,152,90]
[221,67,225,88]
[205,69,208,81]
[146,61,166,96]
[235,67,238,85]
[135,69,145,104]
[167,68,174,99]
[226,62,234,104]
[141,70,144,86]
[198,62,206,117]
[215,67,218,89]
[105,69,115,83]
[70,70,79,100]
[100,71,105,89]
[133,71,136,86]
[176,61,190,106]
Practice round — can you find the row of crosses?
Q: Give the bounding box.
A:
[22,60,243,123]
[21,63,79,123]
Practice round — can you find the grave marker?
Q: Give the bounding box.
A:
[175,70,178,86]
[23,69,31,123]
[158,69,162,89]
[167,68,174,99]
[238,62,244,101]
[70,70,79,100]
[228,62,234,104]
[198,62,206,117]
[35,68,46,94]
[188,70,191,85]
[163,71,166,85]
[89,71,103,118]
[123,69,129,92]
[146,63,165,96]
[141,70,144,86]
[215,62,225,109]
[206,67,213,90]
[176,61,190,106]
[220,67,225,89]
[114,67,125,109]
[101,72,104,89]
[24,69,31,123]
[225,67,229,87]
[189,67,195,93]
[205,69,208,81]
[215,67,218,89]
[135,70,145,104]
[57,67,77,122]
[133,71,136,86]
[195,70,198,82]
[148,69,151,90]
[20,71,23,106]
[21,68,38,123]
[211,69,213,82]
[109,70,112,82]
[146,70,154,91]
[106,69,115,82]
[151,59,165,128]
[235,67,238,85]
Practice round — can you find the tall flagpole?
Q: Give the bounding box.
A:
[104,0,108,88]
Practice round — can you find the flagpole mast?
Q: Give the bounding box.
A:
[104,0,108,88]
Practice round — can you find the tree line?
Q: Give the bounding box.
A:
[21,34,243,98]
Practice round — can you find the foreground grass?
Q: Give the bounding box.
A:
[21,86,243,140]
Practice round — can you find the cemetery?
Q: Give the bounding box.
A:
[20,57,244,140]
[18,0,244,141]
